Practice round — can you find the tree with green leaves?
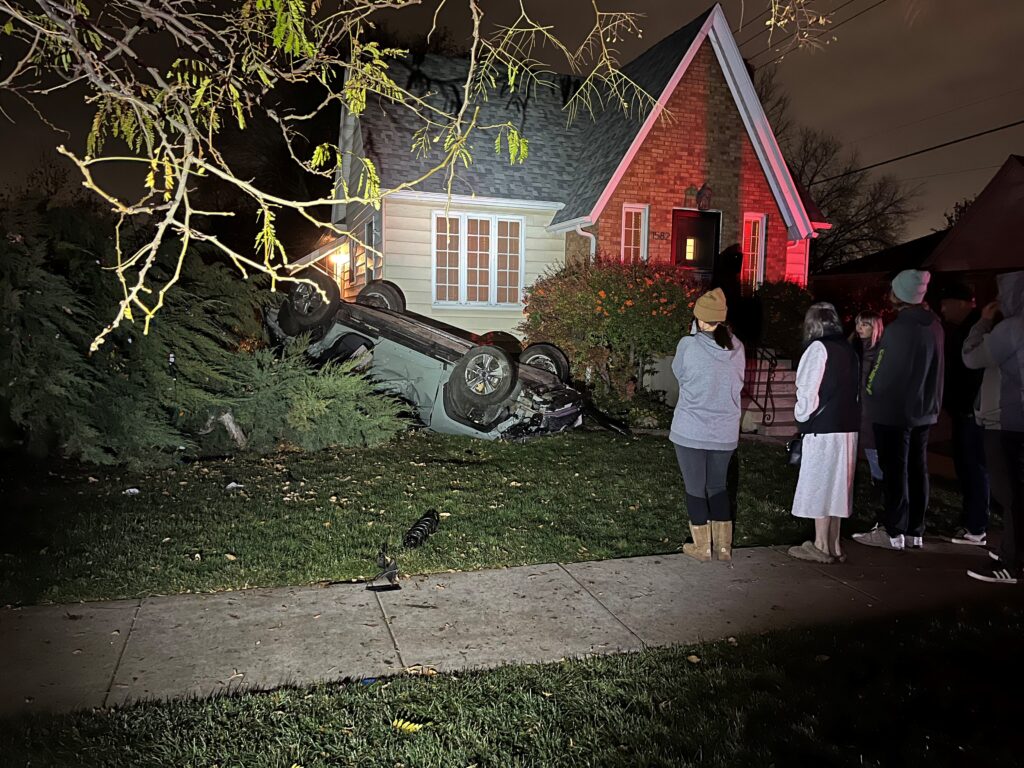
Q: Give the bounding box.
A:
[1,0,833,349]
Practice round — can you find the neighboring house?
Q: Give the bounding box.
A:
[809,229,949,312]
[811,154,1024,309]
[295,3,829,337]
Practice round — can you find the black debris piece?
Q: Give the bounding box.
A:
[403,509,441,549]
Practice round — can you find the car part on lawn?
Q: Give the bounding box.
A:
[403,509,440,549]
[447,345,517,424]
[520,342,571,383]
[366,541,400,591]
[356,280,407,313]
[582,402,632,436]
[286,268,340,331]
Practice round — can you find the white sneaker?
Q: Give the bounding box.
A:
[853,526,905,550]
[951,530,987,546]
[906,536,923,549]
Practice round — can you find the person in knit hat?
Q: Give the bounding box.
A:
[669,287,746,562]
[854,269,944,551]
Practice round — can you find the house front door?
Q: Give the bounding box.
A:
[671,210,720,276]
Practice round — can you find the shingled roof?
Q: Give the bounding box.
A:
[351,3,815,239]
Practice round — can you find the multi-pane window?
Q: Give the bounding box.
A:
[741,213,767,291]
[621,204,648,262]
[466,217,491,303]
[433,212,523,306]
[435,215,461,302]
[497,219,521,304]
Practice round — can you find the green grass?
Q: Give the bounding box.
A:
[0,431,964,605]
[2,603,1020,767]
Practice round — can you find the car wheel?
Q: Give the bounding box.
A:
[521,342,571,382]
[356,280,406,313]
[287,268,340,330]
[449,345,517,416]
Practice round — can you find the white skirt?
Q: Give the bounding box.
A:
[791,432,858,519]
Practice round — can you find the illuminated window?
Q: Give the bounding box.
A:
[621,204,649,262]
[433,212,523,306]
[742,213,767,291]
[685,238,696,261]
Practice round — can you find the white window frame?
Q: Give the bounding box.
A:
[621,203,649,262]
[431,211,526,308]
[743,212,768,289]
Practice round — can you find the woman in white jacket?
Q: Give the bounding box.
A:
[787,303,861,564]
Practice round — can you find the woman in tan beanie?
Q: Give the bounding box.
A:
[669,287,746,561]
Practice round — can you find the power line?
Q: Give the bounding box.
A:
[732,5,771,35]
[809,118,1024,185]
[899,164,1002,183]
[756,0,889,67]
[741,0,859,52]
[853,86,1024,143]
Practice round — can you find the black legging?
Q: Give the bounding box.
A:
[674,444,734,524]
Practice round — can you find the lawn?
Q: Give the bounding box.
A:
[2,603,1020,767]
[0,431,964,605]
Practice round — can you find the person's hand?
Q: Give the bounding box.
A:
[981,301,1000,321]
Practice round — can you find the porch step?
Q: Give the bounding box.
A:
[760,423,800,438]
[745,381,797,397]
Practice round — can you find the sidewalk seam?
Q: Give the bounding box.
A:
[813,569,883,603]
[374,592,406,670]
[102,599,142,708]
[557,563,648,650]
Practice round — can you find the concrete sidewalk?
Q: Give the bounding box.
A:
[2,538,1019,717]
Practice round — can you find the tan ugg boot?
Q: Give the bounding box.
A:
[711,521,733,561]
[683,523,712,562]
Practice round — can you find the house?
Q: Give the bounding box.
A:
[923,154,1024,302]
[809,229,949,319]
[811,154,1024,312]
[295,3,829,337]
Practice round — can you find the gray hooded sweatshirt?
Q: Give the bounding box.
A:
[962,271,1024,433]
[669,330,746,451]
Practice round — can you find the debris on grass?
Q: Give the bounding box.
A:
[403,509,440,549]
[404,664,438,676]
[686,655,701,664]
[392,717,431,734]
[122,488,140,496]
[225,482,245,492]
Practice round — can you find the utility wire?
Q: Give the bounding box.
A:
[732,4,771,35]
[899,163,1002,183]
[853,86,1024,143]
[809,118,1024,185]
[741,0,859,51]
[756,0,889,67]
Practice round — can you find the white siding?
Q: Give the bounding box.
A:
[382,198,566,338]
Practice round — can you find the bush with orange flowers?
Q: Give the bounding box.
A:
[520,258,701,403]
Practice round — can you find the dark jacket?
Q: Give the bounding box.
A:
[853,337,880,448]
[942,308,984,417]
[865,305,945,427]
[800,335,861,435]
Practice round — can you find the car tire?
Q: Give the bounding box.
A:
[276,301,303,337]
[521,343,571,382]
[286,268,340,330]
[449,345,517,416]
[356,280,406,313]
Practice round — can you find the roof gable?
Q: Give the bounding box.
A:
[349,3,816,239]
[924,156,1024,272]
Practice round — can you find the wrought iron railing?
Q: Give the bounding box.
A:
[743,345,777,427]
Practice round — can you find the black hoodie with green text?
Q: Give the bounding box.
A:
[865,304,945,427]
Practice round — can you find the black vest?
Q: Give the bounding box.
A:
[801,335,861,435]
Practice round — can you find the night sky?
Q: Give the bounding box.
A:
[1,0,1021,242]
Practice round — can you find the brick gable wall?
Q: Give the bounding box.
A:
[594,41,792,284]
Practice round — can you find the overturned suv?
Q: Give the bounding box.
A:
[266,269,584,440]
